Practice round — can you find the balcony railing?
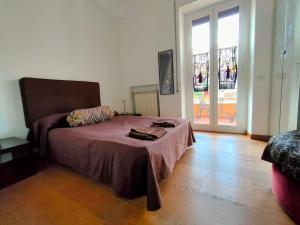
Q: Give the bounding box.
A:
[193,46,238,126]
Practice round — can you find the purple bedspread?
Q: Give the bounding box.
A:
[31,115,195,210]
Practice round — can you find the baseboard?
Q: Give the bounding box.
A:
[250,134,271,142]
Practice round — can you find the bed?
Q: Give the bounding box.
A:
[19,77,195,211]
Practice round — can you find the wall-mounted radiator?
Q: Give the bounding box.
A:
[131,84,160,116]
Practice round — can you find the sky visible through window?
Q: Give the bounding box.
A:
[192,14,239,55]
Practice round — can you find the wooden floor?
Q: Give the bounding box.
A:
[0,132,295,225]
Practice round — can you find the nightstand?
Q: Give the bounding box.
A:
[0,137,37,189]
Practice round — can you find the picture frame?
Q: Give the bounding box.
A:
[158,50,175,95]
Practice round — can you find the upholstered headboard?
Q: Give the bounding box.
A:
[19,77,101,128]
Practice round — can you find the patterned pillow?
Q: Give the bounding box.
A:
[66,106,114,127]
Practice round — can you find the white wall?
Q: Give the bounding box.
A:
[269,0,300,135]
[115,0,230,118]
[247,0,274,135]
[114,0,276,135]
[116,0,182,117]
[0,0,118,138]
[1,0,293,139]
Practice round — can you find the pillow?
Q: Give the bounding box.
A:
[66,106,114,127]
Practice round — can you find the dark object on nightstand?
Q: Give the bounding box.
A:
[125,113,142,116]
[0,137,37,189]
[118,113,142,116]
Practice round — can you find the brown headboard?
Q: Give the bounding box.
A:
[19,77,101,128]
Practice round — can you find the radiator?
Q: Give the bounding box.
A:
[131,85,160,116]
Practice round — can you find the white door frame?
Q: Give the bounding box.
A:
[184,7,214,131]
[184,0,249,134]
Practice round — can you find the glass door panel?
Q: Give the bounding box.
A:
[185,1,246,133]
[192,16,210,125]
[217,6,239,126]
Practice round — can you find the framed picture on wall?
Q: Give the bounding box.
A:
[158,50,175,95]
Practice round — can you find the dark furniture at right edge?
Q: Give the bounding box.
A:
[261,131,300,224]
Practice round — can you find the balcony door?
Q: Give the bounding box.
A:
[184,0,247,133]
